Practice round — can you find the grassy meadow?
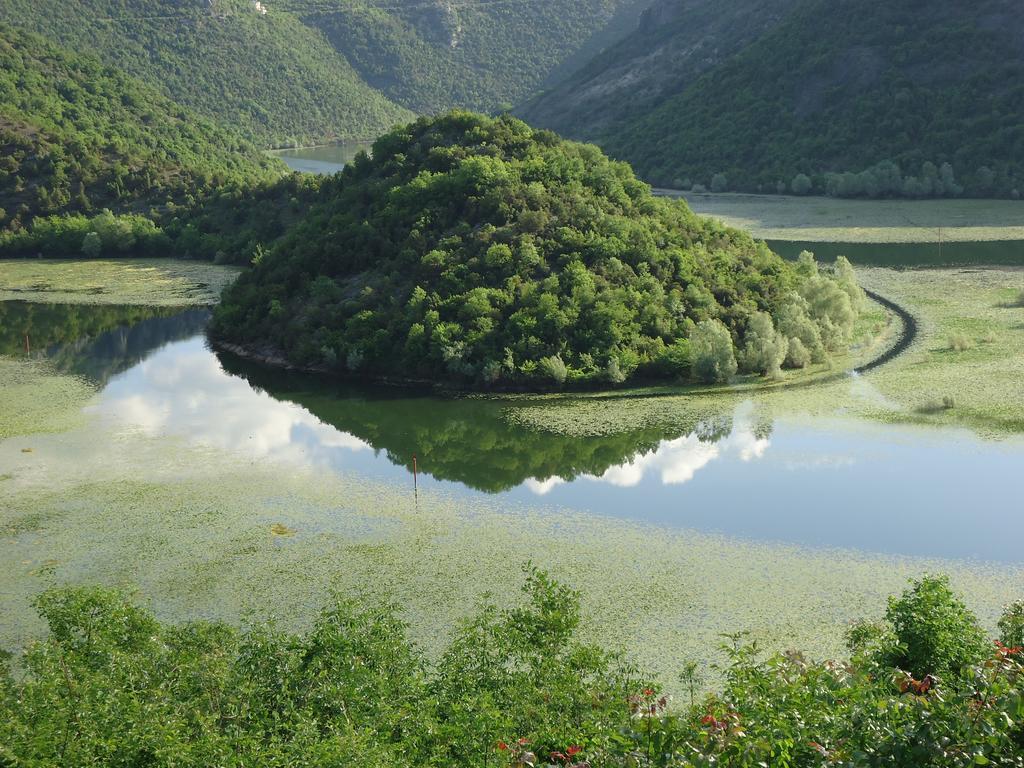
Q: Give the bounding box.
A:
[675,192,1024,243]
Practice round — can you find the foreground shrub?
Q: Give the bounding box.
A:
[884,574,990,679]
[1000,601,1024,649]
[3,573,1022,767]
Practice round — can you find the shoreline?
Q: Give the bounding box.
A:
[210,291,913,396]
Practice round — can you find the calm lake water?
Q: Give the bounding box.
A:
[9,299,1024,564]
[270,143,370,175]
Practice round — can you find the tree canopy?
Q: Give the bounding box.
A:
[0,23,282,233]
[213,112,860,390]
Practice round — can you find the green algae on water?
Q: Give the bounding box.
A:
[3,426,1024,698]
[0,358,96,440]
[0,259,240,306]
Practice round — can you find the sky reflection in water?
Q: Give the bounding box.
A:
[75,321,1024,564]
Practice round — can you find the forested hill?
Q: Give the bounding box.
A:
[213,112,866,391]
[2,0,644,146]
[0,0,412,146]
[0,24,282,231]
[524,0,1024,198]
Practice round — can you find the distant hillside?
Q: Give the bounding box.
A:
[302,0,647,114]
[518,0,799,139]
[0,24,281,231]
[4,0,645,145]
[526,0,1024,198]
[1,0,412,146]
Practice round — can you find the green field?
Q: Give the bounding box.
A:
[672,192,1024,244]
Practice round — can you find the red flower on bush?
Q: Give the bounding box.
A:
[497,741,509,751]
[566,746,582,757]
[995,640,1023,657]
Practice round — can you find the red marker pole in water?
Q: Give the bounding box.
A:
[24,333,30,355]
[412,453,418,495]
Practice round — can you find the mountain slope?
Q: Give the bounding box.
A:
[0,23,282,231]
[299,0,650,115]
[1,0,412,146]
[529,0,1024,197]
[518,0,800,140]
[4,0,647,144]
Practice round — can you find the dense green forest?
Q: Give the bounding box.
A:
[0,0,412,146]
[529,0,1024,198]
[3,570,1023,765]
[0,23,282,236]
[212,112,865,390]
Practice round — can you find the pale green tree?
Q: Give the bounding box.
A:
[81,231,101,257]
[740,311,787,377]
[691,319,737,383]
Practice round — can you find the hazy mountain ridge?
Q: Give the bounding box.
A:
[518,0,800,139]
[301,0,647,115]
[3,0,647,145]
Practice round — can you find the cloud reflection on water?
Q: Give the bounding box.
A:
[88,337,771,497]
[524,403,770,495]
[90,339,370,465]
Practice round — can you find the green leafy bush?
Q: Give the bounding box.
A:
[739,311,787,377]
[691,319,738,383]
[884,574,990,679]
[3,572,1024,767]
[999,601,1024,649]
[538,355,569,386]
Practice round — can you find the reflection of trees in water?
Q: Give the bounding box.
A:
[219,353,771,493]
[0,301,209,386]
